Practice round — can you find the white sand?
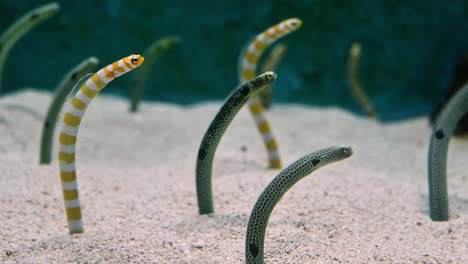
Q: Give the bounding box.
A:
[0,90,467,263]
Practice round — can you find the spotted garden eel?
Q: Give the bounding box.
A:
[245,145,353,263]
[129,35,180,112]
[196,71,277,215]
[239,18,302,169]
[40,57,99,165]
[428,81,468,221]
[258,43,287,110]
[0,2,60,92]
[58,54,144,234]
[348,42,378,119]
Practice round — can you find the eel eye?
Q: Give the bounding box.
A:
[343,147,350,154]
[131,57,139,64]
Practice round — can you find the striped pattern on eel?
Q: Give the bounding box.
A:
[239,18,302,169]
[58,54,144,234]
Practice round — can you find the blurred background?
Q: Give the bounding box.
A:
[0,0,467,121]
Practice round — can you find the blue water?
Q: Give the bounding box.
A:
[0,0,467,121]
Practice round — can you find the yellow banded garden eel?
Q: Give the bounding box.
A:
[58,54,144,234]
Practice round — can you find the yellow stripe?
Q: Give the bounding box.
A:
[253,39,267,53]
[63,113,81,127]
[66,207,82,220]
[103,66,116,79]
[274,24,286,35]
[112,61,126,73]
[249,100,263,115]
[91,74,106,90]
[245,51,259,64]
[71,97,87,110]
[265,139,278,151]
[242,69,255,81]
[59,152,75,163]
[269,159,281,169]
[60,171,76,182]
[264,30,276,40]
[81,83,99,98]
[122,58,134,69]
[59,132,76,145]
[63,190,79,200]
[258,120,271,134]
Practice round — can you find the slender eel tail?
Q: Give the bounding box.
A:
[0,2,60,93]
[40,57,99,165]
[245,146,353,264]
[196,72,277,215]
[428,82,468,221]
[239,18,302,169]
[58,55,144,234]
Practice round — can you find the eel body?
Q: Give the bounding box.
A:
[239,18,302,169]
[246,145,353,263]
[348,42,378,118]
[196,72,277,215]
[428,82,468,221]
[40,57,99,164]
[58,54,144,234]
[0,2,60,92]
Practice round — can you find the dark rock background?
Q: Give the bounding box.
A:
[0,0,467,121]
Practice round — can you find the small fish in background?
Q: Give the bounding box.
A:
[429,53,468,136]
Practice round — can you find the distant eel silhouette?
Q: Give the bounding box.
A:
[428,82,468,221]
[239,18,302,169]
[129,35,180,112]
[58,54,144,234]
[0,2,60,92]
[40,57,99,165]
[246,145,353,263]
[196,72,277,215]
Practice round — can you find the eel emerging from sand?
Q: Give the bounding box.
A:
[239,18,302,169]
[40,57,99,165]
[427,82,468,221]
[245,145,353,263]
[196,72,277,215]
[348,42,378,119]
[58,54,144,234]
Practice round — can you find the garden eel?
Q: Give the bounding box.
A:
[0,2,60,93]
[129,35,180,112]
[348,42,378,119]
[239,18,302,169]
[428,81,468,221]
[40,57,99,165]
[258,44,287,110]
[245,145,353,263]
[58,54,144,234]
[196,72,277,215]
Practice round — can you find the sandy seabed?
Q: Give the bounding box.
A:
[0,90,467,264]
